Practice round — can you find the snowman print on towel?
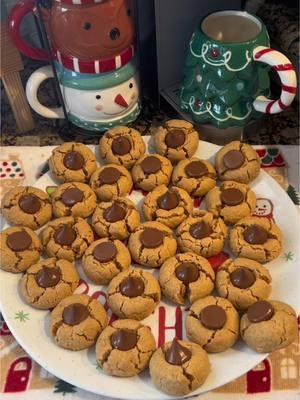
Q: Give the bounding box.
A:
[254,198,274,220]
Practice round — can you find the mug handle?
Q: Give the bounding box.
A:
[8,0,48,61]
[26,66,65,119]
[253,46,297,114]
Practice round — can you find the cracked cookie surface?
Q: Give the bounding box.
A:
[216,257,272,310]
[240,300,298,353]
[107,268,161,320]
[215,141,260,184]
[0,226,41,273]
[20,257,79,309]
[82,238,131,285]
[2,186,52,230]
[186,295,239,353]
[128,221,177,268]
[96,319,156,377]
[49,142,97,183]
[154,119,199,163]
[50,293,108,350]
[99,126,146,169]
[229,216,282,263]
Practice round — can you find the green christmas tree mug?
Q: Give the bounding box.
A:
[181,10,297,129]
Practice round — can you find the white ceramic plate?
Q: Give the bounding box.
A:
[1,141,299,400]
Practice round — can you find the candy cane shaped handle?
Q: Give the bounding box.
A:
[253,46,297,114]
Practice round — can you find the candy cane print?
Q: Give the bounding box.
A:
[253,46,297,114]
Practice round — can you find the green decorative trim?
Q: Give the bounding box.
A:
[287,185,300,205]
[54,379,76,395]
[14,310,29,322]
[282,252,294,262]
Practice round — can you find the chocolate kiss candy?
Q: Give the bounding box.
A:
[175,263,199,285]
[165,338,192,365]
[19,194,41,214]
[110,329,137,351]
[157,190,179,211]
[200,305,227,330]
[165,129,185,148]
[53,225,77,246]
[223,150,245,170]
[112,136,132,155]
[62,303,89,326]
[63,151,84,170]
[93,241,117,263]
[103,202,126,223]
[185,161,208,178]
[244,225,268,245]
[221,188,244,206]
[230,268,256,289]
[36,266,61,288]
[140,228,164,248]
[61,188,84,206]
[99,167,121,185]
[247,300,274,323]
[6,231,32,251]
[189,221,212,239]
[140,156,161,175]
[120,276,145,298]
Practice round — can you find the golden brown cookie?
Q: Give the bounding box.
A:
[50,294,108,350]
[90,164,133,201]
[92,198,140,240]
[154,119,199,163]
[172,158,217,197]
[205,181,256,225]
[149,339,210,396]
[41,216,94,261]
[0,226,41,273]
[49,142,97,183]
[186,296,240,353]
[82,238,131,285]
[176,211,227,257]
[216,257,272,310]
[128,221,177,268]
[215,141,260,183]
[240,300,298,353]
[2,186,52,230]
[99,126,146,169]
[142,185,193,229]
[107,268,161,320]
[229,216,282,263]
[96,319,156,377]
[20,258,79,309]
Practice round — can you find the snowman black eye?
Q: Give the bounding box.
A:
[129,83,133,89]
[96,95,101,100]
[110,28,120,40]
[263,205,267,208]
[127,9,131,16]
[83,22,91,30]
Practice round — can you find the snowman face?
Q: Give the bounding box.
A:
[63,74,139,122]
[255,198,273,217]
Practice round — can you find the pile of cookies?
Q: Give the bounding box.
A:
[0,120,298,397]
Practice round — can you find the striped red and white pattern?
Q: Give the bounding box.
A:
[55,0,104,4]
[53,45,134,74]
[253,46,297,114]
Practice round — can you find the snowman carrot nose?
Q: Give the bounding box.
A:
[114,94,128,108]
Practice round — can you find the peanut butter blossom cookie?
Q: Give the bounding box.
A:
[172,157,217,197]
[2,186,52,230]
[177,211,227,257]
[229,216,282,263]
[216,257,272,310]
[186,296,239,353]
[215,141,260,184]
[20,258,79,309]
[240,300,298,353]
[99,126,146,169]
[159,252,215,305]
[142,185,193,229]
[90,164,133,201]
[131,154,172,192]
[82,238,131,285]
[128,221,177,268]
[149,339,210,396]
[154,119,199,163]
[0,226,41,273]
[50,294,108,350]
[49,142,97,183]
[96,319,156,377]
[107,268,161,320]
[41,216,94,261]
[92,198,140,240]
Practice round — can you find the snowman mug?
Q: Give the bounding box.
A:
[181,10,297,129]
[26,60,140,131]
